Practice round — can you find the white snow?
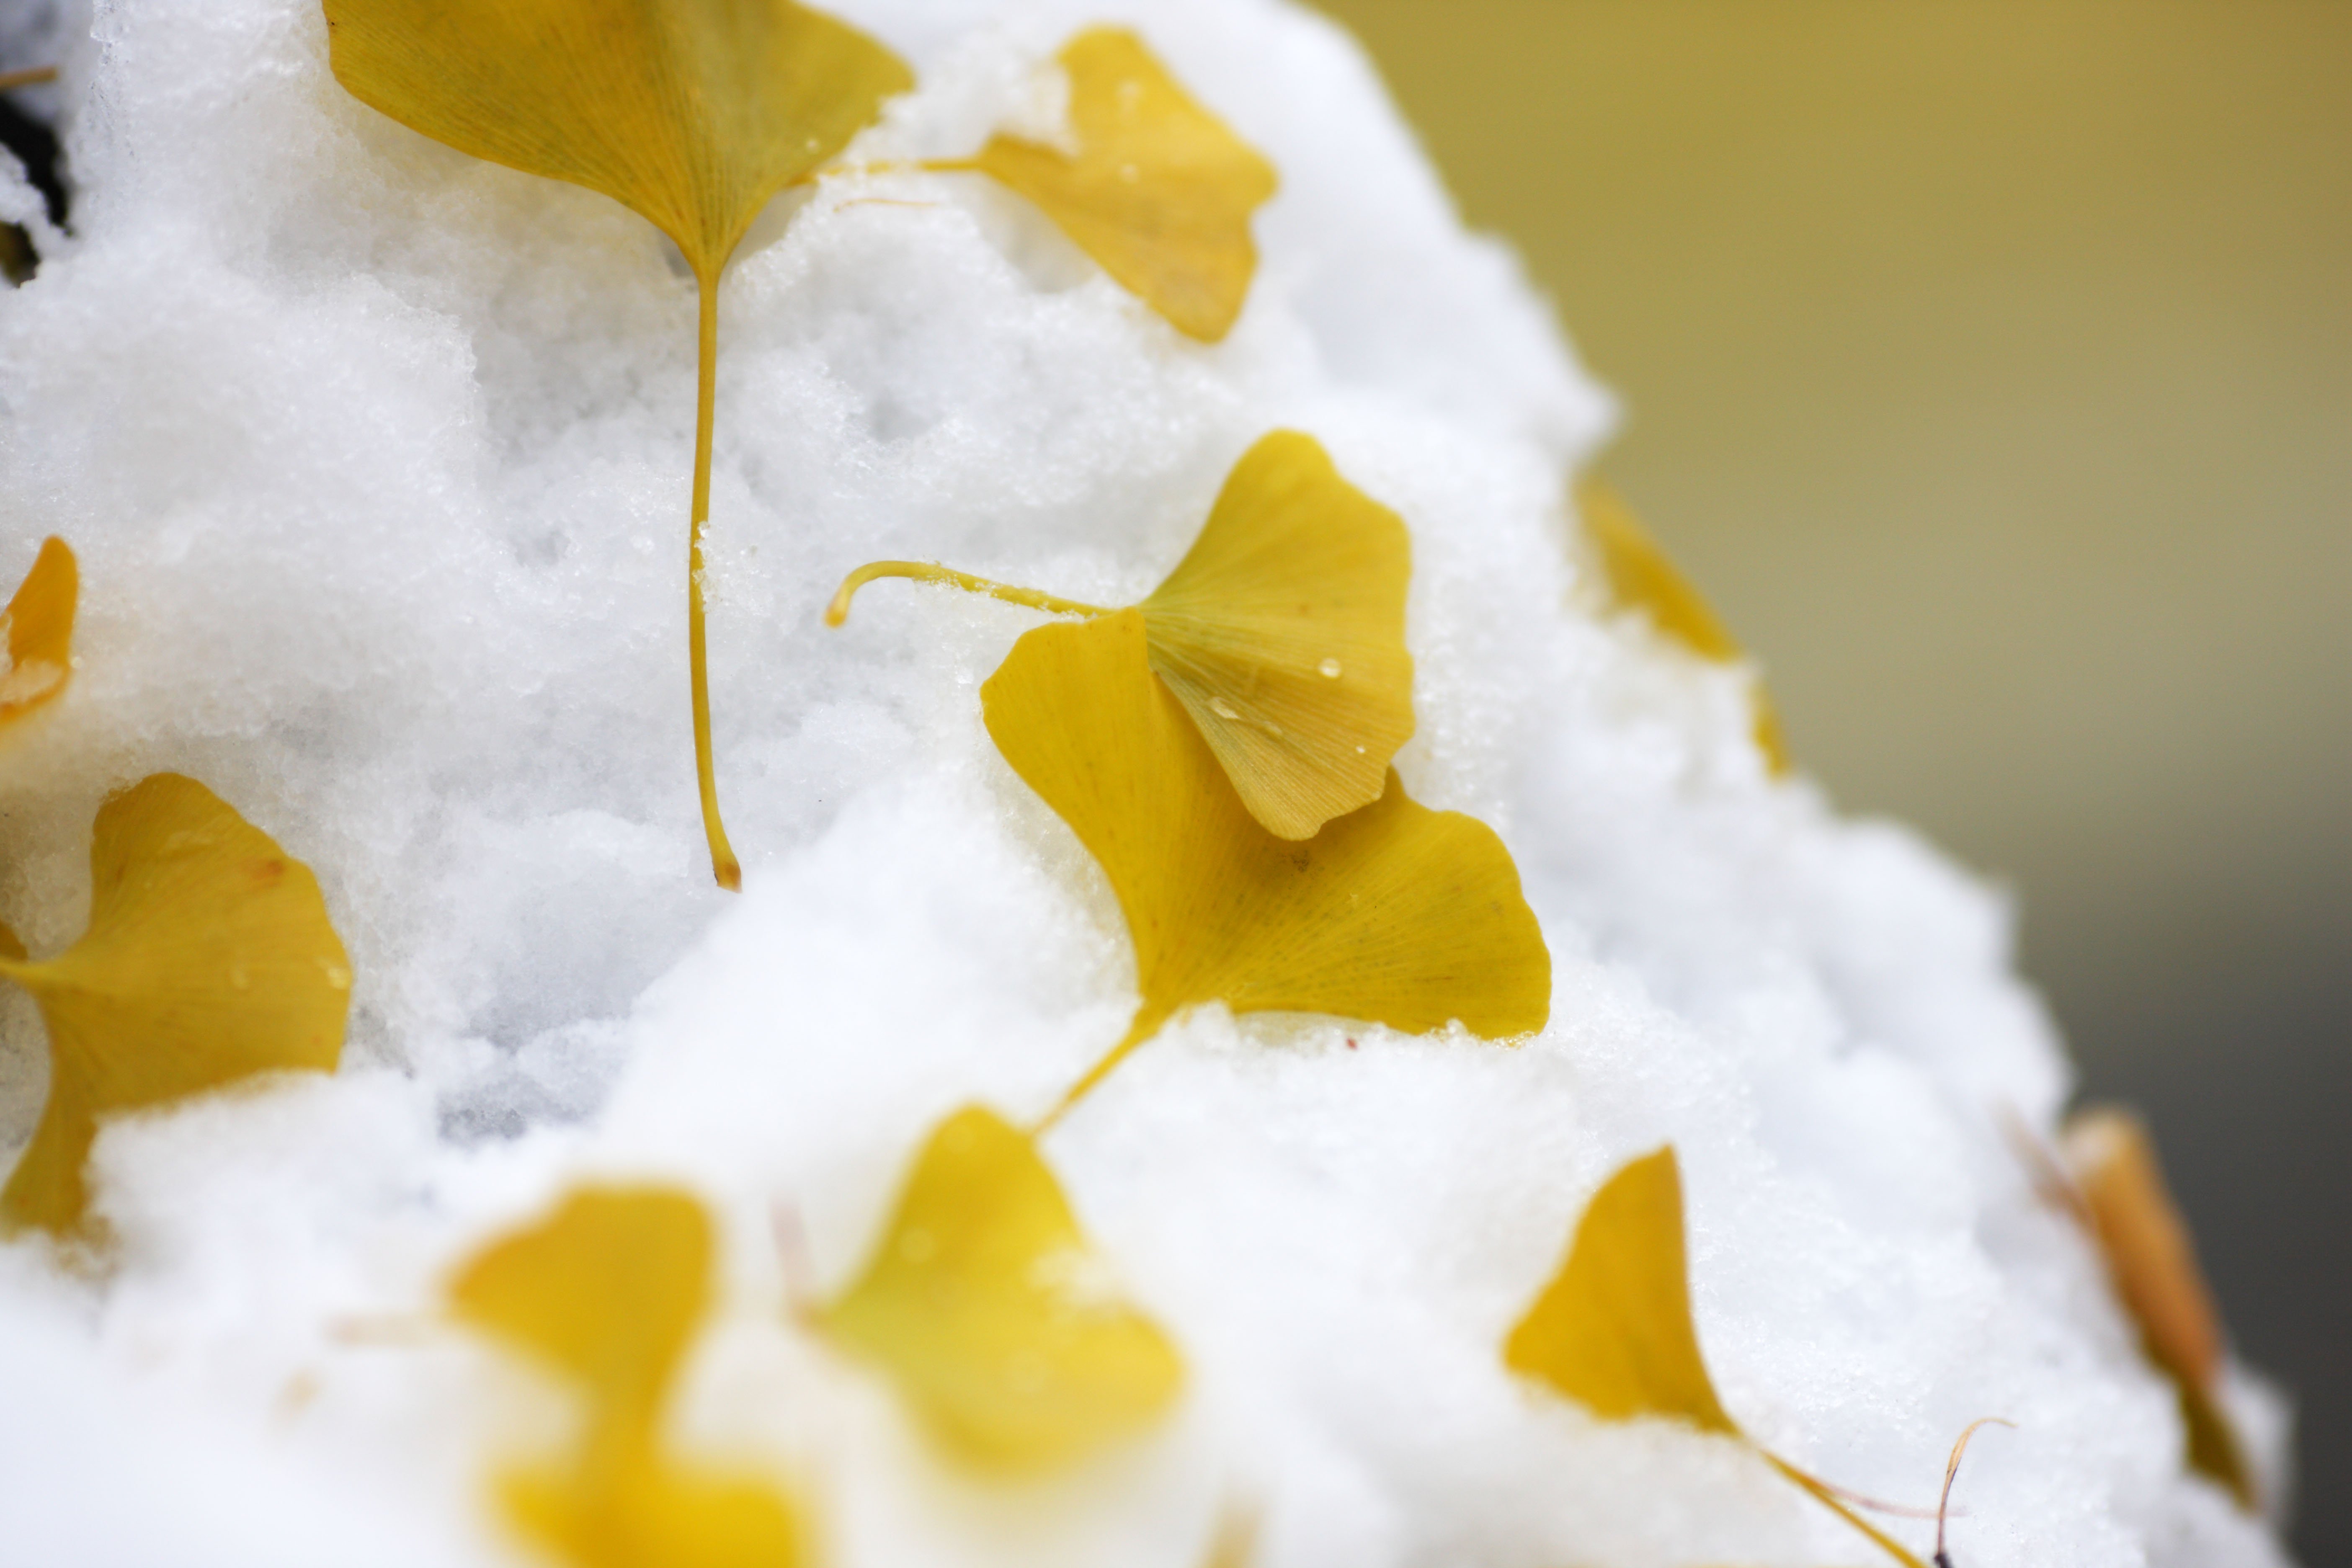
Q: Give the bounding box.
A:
[0,0,2294,1564]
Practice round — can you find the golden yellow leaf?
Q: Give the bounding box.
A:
[1579,480,1741,664]
[964,26,1275,342]
[0,535,75,727]
[1577,480,1790,777]
[2062,1108,2256,1508]
[830,430,1414,840]
[1749,687,1792,779]
[1505,1146,1736,1435]
[822,1104,1183,1473]
[452,1185,712,1445]
[1507,1148,1927,1568]
[323,0,915,890]
[452,1185,802,1568]
[1140,431,1415,840]
[982,608,1548,1114]
[502,1466,799,1568]
[0,774,351,1236]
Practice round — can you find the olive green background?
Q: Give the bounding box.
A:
[1308,0,2349,1549]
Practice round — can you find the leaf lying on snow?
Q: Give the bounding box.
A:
[982,608,1547,1118]
[2062,1107,2257,1509]
[1507,1147,1929,1568]
[1576,478,1789,777]
[0,535,75,729]
[0,773,351,1236]
[322,0,915,890]
[951,26,1276,342]
[451,1184,803,1568]
[821,1104,1183,1473]
[831,430,1414,841]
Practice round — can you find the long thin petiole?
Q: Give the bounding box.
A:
[1766,1453,1929,1568]
[826,561,1115,629]
[1935,1418,2015,1567]
[1032,1003,1173,1134]
[690,277,740,891]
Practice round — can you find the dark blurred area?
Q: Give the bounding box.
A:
[1311,0,2349,1557]
[0,76,63,284]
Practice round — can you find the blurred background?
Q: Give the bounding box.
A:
[1305,0,2347,1555]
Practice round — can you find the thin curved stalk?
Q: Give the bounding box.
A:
[1766,1453,1929,1568]
[690,278,740,891]
[1033,1002,1173,1133]
[826,561,1115,628]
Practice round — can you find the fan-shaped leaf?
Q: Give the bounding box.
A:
[971,27,1275,341]
[1505,1146,1736,1435]
[983,609,1547,1111]
[2063,1108,2256,1507]
[323,0,915,889]
[1578,480,1789,775]
[0,774,351,1236]
[823,1104,1183,1473]
[0,535,74,728]
[453,1186,711,1444]
[1141,431,1414,839]
[1506,1147,1928,1568]
[322,0,908,279]
[831,430,1414,839]
[452,1185,802,1568]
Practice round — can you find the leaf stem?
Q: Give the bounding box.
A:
[1766,1452,1929,1568]
[1033,1002,1173,1134]
[825,561,1115,629]
[691,278,740,891]
[0,67,57,93]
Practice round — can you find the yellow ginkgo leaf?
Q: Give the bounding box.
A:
[958,26,1276,342]
[1507,1148,1927,1568]
[452,1185,803,1568]
[982,608,1547,1115]
[502,1465,800,1568]
[0,773,352,1236]
[0,535,75,728]
[2062,1108,2256,1508]
[831,430,1414,840]
[1505,1146,1736,1435]
[1576,479,1790,777]
[822,1104,1183,1473]
[323,0,916,890]
[452,1186,712,1446]
[1140,432,1415,840]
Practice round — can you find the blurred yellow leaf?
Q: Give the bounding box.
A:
[1577,480,1789,776]
[452,1186,711,1444]
[1507,1147,1926,1568]
[0,774,351,1236]
[452,1185,802,1568]
[0,535,75,728]
[322,0,915,890]
[1198,1502,1260,1568]
[823,1104,1183,1473]
[983,609,1548,1113]
[502,1466,800,1568]
[2062,1108,2256,1508]
[1579,480,1740,664]
[969,26,1275,341]
[831,430,1414,840]
[1505,1146,1736,1435]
